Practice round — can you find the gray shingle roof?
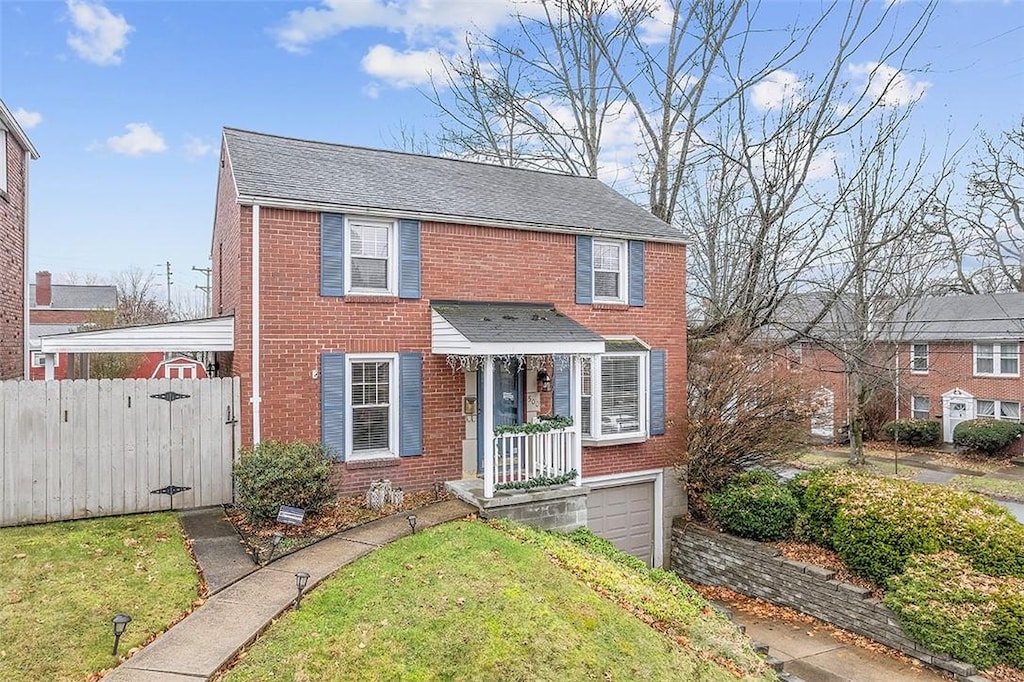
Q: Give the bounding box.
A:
[28,324,78,343]
[431,301,604,344]
[29,284,117,310]
[223,128,683,243]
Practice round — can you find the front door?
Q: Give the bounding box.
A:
[477,363,524,473]
[943,389,974,443]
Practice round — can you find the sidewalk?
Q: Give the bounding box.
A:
[104,499,474,681]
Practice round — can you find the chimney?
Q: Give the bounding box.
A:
[36,271,52,307]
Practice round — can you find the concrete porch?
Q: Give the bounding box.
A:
[446,478,590,532]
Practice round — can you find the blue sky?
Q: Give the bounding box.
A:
[1,0,1022,305]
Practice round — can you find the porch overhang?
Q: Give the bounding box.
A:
[38,315,235,354]
[430,301,605,356]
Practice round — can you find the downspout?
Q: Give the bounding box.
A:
[22,149,30,379]
[251,204,262,445]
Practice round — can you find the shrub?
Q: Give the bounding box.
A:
[788,468,854,548]
[233,441,336,523]
[954,418,1024,456]
[796,469,1024,584]
[707,473,799,541]
[995,590,1024,669]
[881,418,940,447]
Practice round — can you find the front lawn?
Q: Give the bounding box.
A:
[0,513,200,681]
[222,521,772,681]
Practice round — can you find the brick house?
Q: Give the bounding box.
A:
[790,292,1024,450]
[27,271,118,380]
[211,128,688,566]
[0,99,40,380]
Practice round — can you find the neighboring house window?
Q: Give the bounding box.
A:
[911,395,930,420]
[910,344,928,373]
[976,399,1020,421]
[166,364,197,379]
[30,351,59,368]
[582,352,647,439]
[974,342,1020,376]
[349,355,398,458]
[592,239,626,302]
[346,218,395,294]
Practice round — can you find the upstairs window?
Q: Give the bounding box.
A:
[974,342,1019,377]
[910,344,928,373]
[346,219,395,294]
[592,239,626,303]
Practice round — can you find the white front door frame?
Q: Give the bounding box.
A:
[942,388,975,443]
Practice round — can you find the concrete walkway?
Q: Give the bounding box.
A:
[177,508,255,595]
[727,608,951,682]
[104,499,474,681]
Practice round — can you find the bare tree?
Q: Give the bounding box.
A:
[114,266,169,326]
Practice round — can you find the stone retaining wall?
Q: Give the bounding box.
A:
[671,523,989,682]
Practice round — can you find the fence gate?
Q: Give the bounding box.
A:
[0,377,241,527]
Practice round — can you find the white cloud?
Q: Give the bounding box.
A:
[12,108,42,130]
[638,1,675,44]
[101,123,167,156]
[848,62,930,107]
[362,83,381,100]
[361,45,444,88]
[271,0,524,54]
[183,135,213,159]
[751,70,804,111]
[65,0,133,66]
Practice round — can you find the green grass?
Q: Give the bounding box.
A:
[0,513,200,681]
[949,475,1024,501]
[223,521,771,682]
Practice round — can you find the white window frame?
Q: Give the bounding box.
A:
[30,350,59,368]
[166,363,197,379]
[911,395,930,420]
[344,217,397,296]
[0,129,7,194]
[910,343,928,374]
[346,353,399,461]
[974,342,1020,377]
[975,398,1020,422]
[581,350,648,444]
[592,238,628,304]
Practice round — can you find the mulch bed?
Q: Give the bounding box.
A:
[226,488,452,564]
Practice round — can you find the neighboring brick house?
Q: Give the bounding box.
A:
[211,128,688,566]
[789,292,1024,450]
[0,99,40,380]
[27,271,117,380]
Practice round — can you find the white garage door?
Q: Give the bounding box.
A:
[588,482,655,567]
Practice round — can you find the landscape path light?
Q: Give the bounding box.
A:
[407,513,417,534]
[111,614,132,656]
[294,571,310,610]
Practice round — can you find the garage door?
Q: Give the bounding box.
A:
[588,482,655,567]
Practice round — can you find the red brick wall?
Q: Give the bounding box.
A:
[215,199,687,496]
[29,309,97,325]
[0,132,28,380]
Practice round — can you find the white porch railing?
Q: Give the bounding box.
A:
[488,427,580,496]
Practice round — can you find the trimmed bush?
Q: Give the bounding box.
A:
[954,418,1024,456]
[886,552,1024,669]
[791,469,1024,585]
[881,418,940,446]
[707,472,799,541]
[234,441,336,523]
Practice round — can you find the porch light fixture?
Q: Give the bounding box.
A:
[265,531,285,564]
[537,369,552,393]
[407,513,418,534]
[111,614,132,656]
[294,572,310,610]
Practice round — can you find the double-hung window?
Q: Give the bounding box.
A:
[592,239,627,303]
[346,218,395,294]
[974,342,1020,377]
[911,395,930,420]
[580,349,647,440]
[910,344,928,373]
[976,399,1020,421]
[349,355,398,459]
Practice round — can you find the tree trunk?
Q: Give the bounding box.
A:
[848,372,867,465]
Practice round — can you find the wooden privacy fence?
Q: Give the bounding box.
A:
[0,377,241,527]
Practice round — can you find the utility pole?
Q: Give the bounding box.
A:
[192,265,212,316]
[156,261,173,307]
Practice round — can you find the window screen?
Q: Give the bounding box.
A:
[350,223,389,290]
[352,361,390,451]
[593,241,621,299]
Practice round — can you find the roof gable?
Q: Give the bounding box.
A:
[222,128,683,244]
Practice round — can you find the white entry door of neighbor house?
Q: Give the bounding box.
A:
[942,388,975,443]
[810,388,835,439]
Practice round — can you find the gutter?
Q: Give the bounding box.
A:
[251,204,261,445]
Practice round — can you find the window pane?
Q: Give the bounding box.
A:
[977,400,995,417]
[580,397,591,437]
[353,406,390,451]
[911,396,929,420]
[593,243,620,271]
[600,356,640,435]
[977,357,994,374]
[352,362,389,407]
[1001,402,1020,420]
[350,224,389,258]
[594,271,619,298]
[1001,356,1019,375]
[351,257,388,289]
[580,359,592,436]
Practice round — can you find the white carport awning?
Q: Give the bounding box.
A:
[38,316,234,353]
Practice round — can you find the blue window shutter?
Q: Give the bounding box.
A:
[649,349,666,436]
[575,235,593,305]
[628,240,645,306]
[398,220,421,299]
[553,354,571,418]
[399,352,423,456]
[321,352,346,460]
[321,213,345,297]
